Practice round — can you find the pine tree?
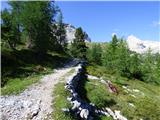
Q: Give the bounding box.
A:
[155,53,160,84]
[8,1,23,46]
[1,9,17,50]
[20,1,56,53]
[55,9,67,51]
[1,1,24,50]
[102,34,119,70]
[128,53,142,79]
[87,43,102,65]
[70,27,88,59]
[141,49,155,83]
[111,34,118,51]
[116,40,131,77]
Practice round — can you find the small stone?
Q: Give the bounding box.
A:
[122,86,127,89]
[80,109,89,119]
[128,103,135,108]
[133,89,140,92]
[114,110,127,120]
[72,100,81,110]
[61,108,70,112]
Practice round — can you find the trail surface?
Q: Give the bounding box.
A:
[0,61,77,120]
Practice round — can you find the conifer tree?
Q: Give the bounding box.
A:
[1,1,23,50]
[1,10,20,50]
[70,27,88,59]
[55,9,67,51]
[20,1,56,53]
[87,43,102,65]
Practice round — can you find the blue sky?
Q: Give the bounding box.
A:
[56,1,159,42]
[1,1,160,42]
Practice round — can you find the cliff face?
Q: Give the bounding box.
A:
[64,24,91,43]
[127,35,160,54]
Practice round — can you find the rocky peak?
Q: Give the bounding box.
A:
[64,23,91,43]
[127,35,160,54]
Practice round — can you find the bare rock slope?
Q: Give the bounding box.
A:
[64,24,91,43]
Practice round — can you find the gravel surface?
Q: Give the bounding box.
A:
[0,65,75,120]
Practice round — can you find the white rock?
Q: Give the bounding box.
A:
[100,80,107,84]
[122,86,127,89]
[114,110,128,120]
[72,100,81,110]
[87,75,99,80]
[130,94,136,98]
[106,108,117,120]
[128,103,135,108]
[80,109,89,119]
[67,97,72,101]
[61,108,70,112]
[133,89,140,92]
[124,90,129,93]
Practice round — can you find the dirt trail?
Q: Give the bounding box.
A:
[0,63,76,120]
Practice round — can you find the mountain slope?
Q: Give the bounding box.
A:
[127,35,160,54]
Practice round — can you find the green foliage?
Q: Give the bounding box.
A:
[140,50,160,84]
[87,43,102,65]
[53,81,75,120]
[70,27,88,59]
[1,8,20,49]
[85,79,116,108]
[1,1,67,54]
[1,71,49,95]
[155,54,160,83]
[20,1,56,53]
[102,35,120,70]
[54,9,67,52]
[111,34,118,51]
[128,53,142,79]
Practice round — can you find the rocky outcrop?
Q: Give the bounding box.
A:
[64,24,91,43]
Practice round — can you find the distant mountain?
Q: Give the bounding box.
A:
[64,24,91,43]
[127,35,160,54]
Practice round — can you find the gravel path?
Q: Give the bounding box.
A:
[0,64,76,120]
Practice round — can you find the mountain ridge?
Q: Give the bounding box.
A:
[127,35,160,54]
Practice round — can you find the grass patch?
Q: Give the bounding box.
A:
[85,79,116,108]
[85,79,115,120]
[52,69,76,120]
[86,65,160,120]
[52,82,75,120]
[1,67,52,95]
